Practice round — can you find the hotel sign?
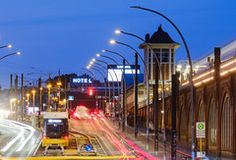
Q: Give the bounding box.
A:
[72,78,92,84]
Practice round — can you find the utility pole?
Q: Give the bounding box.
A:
[10,74,13,112]
[38,78,42,128]
[122,59,126,132]
[171,72,179,160]
[14,75,18,121]
[134,52,138,138]
[154,60,159,150]
[21,74,24,121]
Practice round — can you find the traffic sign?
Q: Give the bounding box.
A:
[197,151,206,158]
[196,122,206,138]
[85,144,93,152]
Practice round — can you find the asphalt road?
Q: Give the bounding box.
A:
[70,116,135,157]
[0,119,41,157]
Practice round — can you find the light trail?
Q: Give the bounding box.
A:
[0,119,36,155]
[16,123,35,152]
[0,123,24,152]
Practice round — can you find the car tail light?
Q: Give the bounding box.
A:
[64,136,69,140]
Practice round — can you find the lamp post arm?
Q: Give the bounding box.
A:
[116,40,145,65]
[0,53,18,61]
[130,6,193,74]
[80,67,96,80]
[100,55,118,64]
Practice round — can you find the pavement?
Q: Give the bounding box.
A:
[110,120,236,160]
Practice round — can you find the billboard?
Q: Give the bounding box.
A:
[107,65,140,82]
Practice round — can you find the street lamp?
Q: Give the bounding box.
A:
[114,28,166,149]
[87,66,109,112]
[47,83,52,105]
[102,49,135,131]
[80,67,96,80]
[0,44,12,49]
[110,39,145,138]
[0,52,21,61]
[88,59,114,107]
[95,53,122,124]
[32,89,36,113]
[92,58,121,121]
[130,6,195,158]
[26,93,30,107]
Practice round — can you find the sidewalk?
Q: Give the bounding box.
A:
[111,121,179,159]
[111,121,236,160]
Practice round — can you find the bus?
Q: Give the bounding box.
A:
[42,112,69,148]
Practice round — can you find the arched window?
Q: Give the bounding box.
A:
[208,98,217,146]
[198,100,205,122]
[221,95,233,151]
[180,105,187,141]
[188,102,192,143]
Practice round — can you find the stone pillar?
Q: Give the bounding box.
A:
[214,47,221,156]
[230,75,236,153]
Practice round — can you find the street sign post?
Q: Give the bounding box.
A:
[196,122,206,158]
[196,122,206,138]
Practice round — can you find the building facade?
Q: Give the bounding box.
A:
[128,25,236,156]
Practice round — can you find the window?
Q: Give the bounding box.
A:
[162,49,169,63]
[221,95,232,151]
[208,99,217,146]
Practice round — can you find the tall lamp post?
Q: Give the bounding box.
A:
[96,54,122,121]
[110,40,145,138]
[102,49,136,131]
[47,83,52,106]
[87,66,110,112]
[93,58,120,121]
[130,6,195,158]
[32,89,36,113]
[114,29,167,149]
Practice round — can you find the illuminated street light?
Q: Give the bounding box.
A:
[96,53,100,57]
[130,6,195,158]
[109,39,116,44]
[47,83,52,105]
[57,81,62,87]
[114,29,121,35]
[0,51,21,61]
[32,89,36,112]
[0,44,12,49]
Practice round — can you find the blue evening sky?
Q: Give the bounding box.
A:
[0,0,235,87]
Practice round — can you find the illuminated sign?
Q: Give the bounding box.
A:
[72,78,92,84]
[107,65,140,82]
[48,119,62,123]
[68,96,74,101]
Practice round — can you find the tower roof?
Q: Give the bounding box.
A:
[146,25,177,44]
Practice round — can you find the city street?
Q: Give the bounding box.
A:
[69,116,156,159]
[0,1,236,159]
[0,119,41,157]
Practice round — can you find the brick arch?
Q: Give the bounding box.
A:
[177,95,185,134]
[220,89,233,152]
[186,98,192,143]
[207,95,217,149]
[197,98,205,122]
[179,103,188,142]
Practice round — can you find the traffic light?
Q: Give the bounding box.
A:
[88,88,93,96]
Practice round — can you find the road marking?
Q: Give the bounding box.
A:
[1,155,136,160]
